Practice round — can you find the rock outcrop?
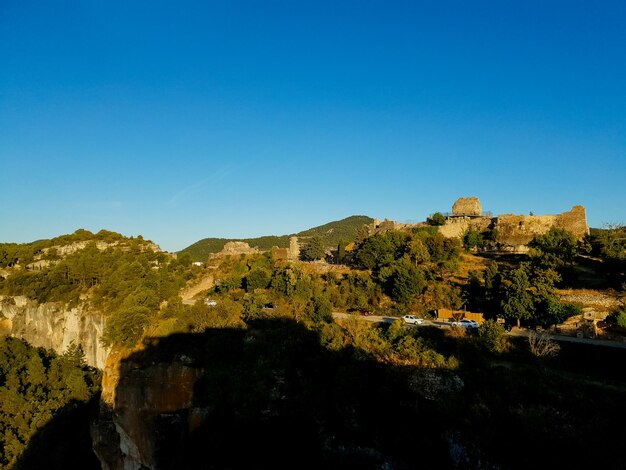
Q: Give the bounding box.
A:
[93,345,202,469]
[0,296,109,368]
[41,240,161,257]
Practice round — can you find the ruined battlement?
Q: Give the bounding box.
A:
[361,197,588,253]
[442,197,589,252]
[495,205,588,251]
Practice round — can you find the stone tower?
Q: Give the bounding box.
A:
[452,197,482,217]
[288,236,300,261]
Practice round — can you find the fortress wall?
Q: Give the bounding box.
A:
[495,214,560,247]
[556,205,589,239]
[438,217,491,239]
[495,206,588,251]
[433,198,589,252]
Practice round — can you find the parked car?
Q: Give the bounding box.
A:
[451,319,479,329]
[205,299,217,306]
[402,315,424,325]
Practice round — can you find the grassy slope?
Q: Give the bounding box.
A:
[179,215,374,261]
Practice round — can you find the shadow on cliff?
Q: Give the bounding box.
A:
[13,394,102,470]
[92,319,456,470]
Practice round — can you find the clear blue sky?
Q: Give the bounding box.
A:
[1,1,625,252]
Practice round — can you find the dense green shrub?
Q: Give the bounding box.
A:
[477,320,509,354]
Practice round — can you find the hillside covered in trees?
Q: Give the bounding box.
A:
[179,215,374,261]
[1,223,625,468]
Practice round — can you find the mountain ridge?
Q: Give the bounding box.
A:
[179,215,374,261]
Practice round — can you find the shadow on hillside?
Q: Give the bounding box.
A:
[14,395,101,470]
[18,319,626,470]
[91,319,455,470]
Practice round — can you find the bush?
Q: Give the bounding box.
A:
[463,228,484,251]
[477,320,509,354]
[427,212,446,226]
[528,331,560,357]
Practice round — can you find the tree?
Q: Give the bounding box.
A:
[245,269,270,291]
[529,228,578,270]
[337,240,346,264]
[462,271,483,312]
[483,261,502,319]
[355,232,408,271]
[535,300,582,329]
[101,305,151,347]
[215,276,242,293]
[501,265,534,327]
[300,236,326,261]
[595,225,626,260]
[427,212,446,226]
[407,237,430,266]
[462,228,484,251]
[378,259,426,304]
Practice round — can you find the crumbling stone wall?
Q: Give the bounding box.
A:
[271,237,300,262]
[438,217,492,239]
[495,205,588,252]
[495,214,559,251]
[208,241,259,260]
[438,198,589,252]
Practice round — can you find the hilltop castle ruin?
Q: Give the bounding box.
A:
[369,196,589,253]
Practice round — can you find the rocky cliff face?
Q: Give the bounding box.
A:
[93,346,203,469]
[0,296,109,369]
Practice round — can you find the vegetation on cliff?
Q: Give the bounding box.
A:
[0,229,134,268]
[0,230,200,348]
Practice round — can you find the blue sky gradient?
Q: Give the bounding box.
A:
[1,1,625,251]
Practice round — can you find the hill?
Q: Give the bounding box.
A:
[179,215,374,261]
[0,229,158,268]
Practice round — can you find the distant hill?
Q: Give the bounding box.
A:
[179,216,374,262]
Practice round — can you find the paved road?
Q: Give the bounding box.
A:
[331,312,626,349]
[331,312,450,328]
[507,327,626,349]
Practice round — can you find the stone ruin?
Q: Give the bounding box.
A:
[452,197,482,217]
[271,236,300,262]
[439,197,589,252]
[208,241,259,260]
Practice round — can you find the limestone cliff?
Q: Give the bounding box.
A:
[0,295,109,368]
[90,322,459,469]
[93,345,203,469]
